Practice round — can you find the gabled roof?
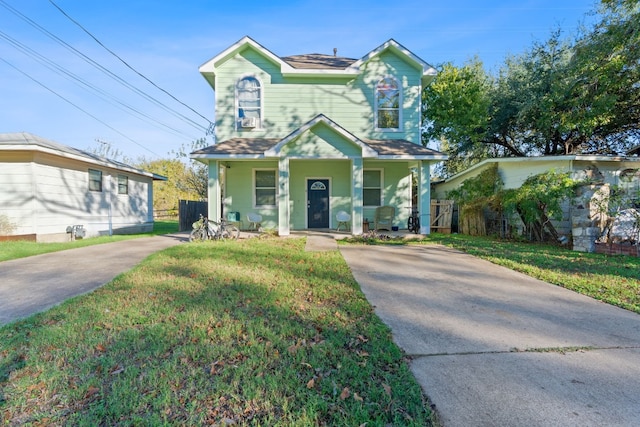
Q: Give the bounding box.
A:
[350,39,437,84]
[265,114,377,157]
[0,132,166,180]
[199,36,437,87]
[191,114,446,161]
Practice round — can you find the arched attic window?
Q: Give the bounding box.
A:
[375,77,401,131]
[236,76,262,129]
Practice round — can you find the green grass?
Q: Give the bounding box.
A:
[0,237,433,426]
[0,220,179,262]
[346,233,640,314]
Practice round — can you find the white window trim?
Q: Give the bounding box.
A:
[235,74,263,131]
[117,174,129,195]
[374,76,402,132]
[363,168,384,207]
[89,168,102,192]
[253,168,278,209]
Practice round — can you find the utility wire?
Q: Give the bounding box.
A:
[0,57,160,157]
[48,0,215,135]
[0,30,198,141]
[0,0,209,134]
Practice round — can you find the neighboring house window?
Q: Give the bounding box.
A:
[363,169,382,206]
[376,77,401,130]
[237,76,262,129]
[620,168,640,207]
[118,175,129,195]
[89,169,102,192]
[254,169,277,208]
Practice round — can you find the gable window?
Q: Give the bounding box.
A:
[254,169,277,208]
[117,175,129,195]
[89,169,102,192]
[363,169,382,206]
[237,76,262,129]
[375,77,401,130]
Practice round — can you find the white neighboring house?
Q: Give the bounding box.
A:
[0,132,166,242]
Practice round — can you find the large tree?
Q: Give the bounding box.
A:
[423,0,640,176]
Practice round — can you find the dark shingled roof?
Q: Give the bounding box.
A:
[193,137,444,158]
[362,138,444,156]
[281,54,358,70]
[192,138,281,155]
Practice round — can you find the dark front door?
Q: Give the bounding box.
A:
[307,179,329,228]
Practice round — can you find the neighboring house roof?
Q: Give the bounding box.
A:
[192,114,446,161]
[199,36,437,88]
[0,132,166,180]
[439,155,640,184]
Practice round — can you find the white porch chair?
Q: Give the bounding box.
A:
[247,212,263,231]
[335,210,351,231]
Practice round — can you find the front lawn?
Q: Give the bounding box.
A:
[0,237,433,426]
[0,220,179,262]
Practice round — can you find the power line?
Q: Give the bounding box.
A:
[0,0,209,135]
[0,57,160,157]
[48,0,215,135]
[0,30,198,141]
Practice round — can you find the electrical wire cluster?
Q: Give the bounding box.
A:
[0,0,214,157]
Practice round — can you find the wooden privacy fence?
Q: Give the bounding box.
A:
[178,200,207,232]
[430,200,453,233]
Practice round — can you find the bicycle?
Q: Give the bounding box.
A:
[407,207,420,234]
[189,214,239,242]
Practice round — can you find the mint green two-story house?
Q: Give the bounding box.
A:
[192,36,446,235]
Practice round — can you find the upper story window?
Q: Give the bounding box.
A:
[236,76,262,130]
[89,169,102,192]
[375,77,401,131]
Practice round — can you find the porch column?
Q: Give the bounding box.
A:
[419,160,431,234]
[208,160,221,222]
[278,157,290,236]
[351,158,363,234]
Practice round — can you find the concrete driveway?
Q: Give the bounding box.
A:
[0,234,187,326]
[340,244,640,427]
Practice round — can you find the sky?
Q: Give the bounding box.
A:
[0,0,601,162]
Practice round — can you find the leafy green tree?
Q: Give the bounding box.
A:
[171,137,209,201]
[423,1,640,176]
[502,171,578,242]
[136,158,203,213]
[422,59,493,176]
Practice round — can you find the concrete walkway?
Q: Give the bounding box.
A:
[0,233,187,325]
[340,244,640,427]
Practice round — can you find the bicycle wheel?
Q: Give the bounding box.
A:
[407,216,414,232]
[189,228,206,242]
[413,217,421,234]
